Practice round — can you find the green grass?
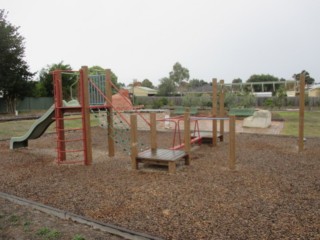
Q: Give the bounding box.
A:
[0,114,100,140]
[72,234,86,240]
[36,227,61,239]
[8,214,20,225]
[2,111,320,140]
[275,111,320,137]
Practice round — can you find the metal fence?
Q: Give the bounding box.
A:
[136,96,320,108]
[0,97,54,113]
[1,95,320,114]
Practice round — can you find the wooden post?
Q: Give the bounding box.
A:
[212,78,218,147]
[150,112,157,151]
[184,109,191,157]
[106,69,115,157]
[81,66,93,165]
[130,114,138,170]
[53,70,66,162]
[229,115,236,170]
[219,80,225,141]
[298,73,305,152]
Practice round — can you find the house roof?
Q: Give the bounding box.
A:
[125,86,157,93]
[188,84,212,93]
[136,86,157,92]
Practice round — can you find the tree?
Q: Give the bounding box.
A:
[89,65,124,89]
[293,70,315,85]
[158,77,176,96]
[231,78,243,93]
[246,74,279,92]
[141,79,154,88]
[187,79,208,89]
[38,61,74,99]
[232,78,242,83]
[169,62,190,87]
[274,86,287,109]
[0,10,34,113]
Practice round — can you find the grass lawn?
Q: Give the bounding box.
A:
[274,110,320,137]
[1,110,320,140]
[0,114,100,140]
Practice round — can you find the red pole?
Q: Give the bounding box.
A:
[53,70,66,162]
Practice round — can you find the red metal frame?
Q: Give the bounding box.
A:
[108,80,151,127]
[157,115,202,150]
[52,69,88,165]
[89,78,151,128]
[88,78,131,126]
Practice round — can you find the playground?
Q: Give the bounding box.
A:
[1,69,319,239]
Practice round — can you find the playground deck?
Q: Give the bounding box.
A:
[136,149,189,173]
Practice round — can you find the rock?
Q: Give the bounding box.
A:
[243,110,272,128]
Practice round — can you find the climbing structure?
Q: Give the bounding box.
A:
[89,73,152,154]
[52,67,94,165]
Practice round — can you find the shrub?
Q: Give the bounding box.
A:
[224,92,238,109]
[182,94,200,107]
[264,98,274,109]
[151,97,168,109]
[201,93,212,107]
[240,94,256,108]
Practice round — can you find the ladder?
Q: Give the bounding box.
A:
[52,68,92,165]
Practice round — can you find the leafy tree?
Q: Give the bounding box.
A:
[38,61,75,99]
[88,65,124,89]
[141,79,154,88]
[169,62,190,87]
[231,78,243,92]
[0,9,34,113]
[32,81,47,97]
[232,78,242,83]
[246,74,279,92]
[158,77,176,96]
[293,70,315,85]
[88,65,105,75]
[187,79,208,89]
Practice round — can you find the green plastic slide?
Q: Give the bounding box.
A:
[10,105,55,149]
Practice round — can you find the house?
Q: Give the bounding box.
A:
[286,91,296,97]
[308,84,320,97]
[253,92,272,97]
[127,86,158,97]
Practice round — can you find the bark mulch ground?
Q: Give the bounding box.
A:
[1,127,320,239]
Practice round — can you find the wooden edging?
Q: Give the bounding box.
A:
[0,192,162,240]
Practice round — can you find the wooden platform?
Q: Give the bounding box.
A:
[136,149,189,173]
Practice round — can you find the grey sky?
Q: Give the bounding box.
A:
[2,0,320,85]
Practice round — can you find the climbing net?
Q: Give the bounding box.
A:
[92,108,149,154]
[88,74,151,155]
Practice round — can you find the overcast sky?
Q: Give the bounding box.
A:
[2,0,320,85]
